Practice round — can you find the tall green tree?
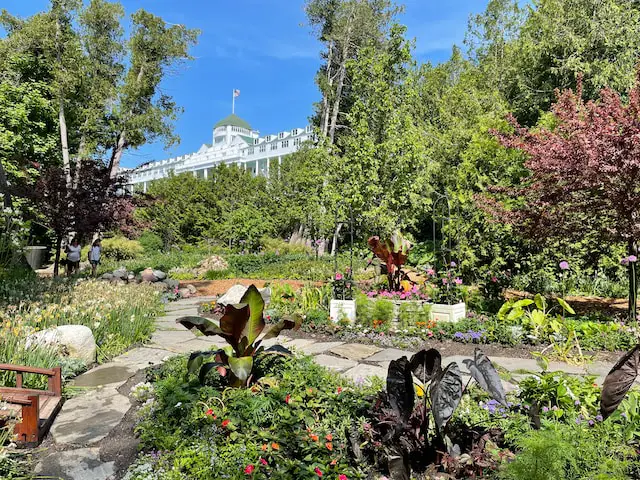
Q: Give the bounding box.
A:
[306,0,401,144]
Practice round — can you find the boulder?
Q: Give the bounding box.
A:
[217,284,271,306]
[101,273,113,281]
[153,270,167,280]
[194,255,229,277]
[26,325,96,364]
[178,288,192,298]
[112,268,127,279]
[186,284,197,294]
[127,274,135,282]
[141,268,157,282]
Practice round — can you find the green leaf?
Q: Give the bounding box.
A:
[228,356,254,384]
[177,316,225,336]
[534,293,545,310]
[556,298,575,315]
[240,285,266,345]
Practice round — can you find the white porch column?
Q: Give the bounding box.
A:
[143,182,147,193]
[203,168,208,179]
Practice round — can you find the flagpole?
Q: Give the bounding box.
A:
[232,89,235,114]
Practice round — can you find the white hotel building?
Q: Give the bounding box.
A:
[126,114,313,192]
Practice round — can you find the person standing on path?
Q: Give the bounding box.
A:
[88,238,101,277]
[65,237,81,277]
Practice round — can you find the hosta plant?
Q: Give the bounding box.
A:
[368,231,413,292]
[177,285,301,387]
[363,347,507,479]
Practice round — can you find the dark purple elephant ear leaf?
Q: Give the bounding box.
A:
[600,344,640,419]
[410,348,442,383]
[386,357,414,422]
[430,362,463,430]
[462,348,508,406]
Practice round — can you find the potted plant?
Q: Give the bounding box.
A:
[329,268,356,323]
[425,262,466,322]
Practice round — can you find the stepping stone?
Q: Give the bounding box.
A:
[343,364,387,383]
[313,354,357,372]
[282,338,317,350]
[51,386,131,445]
[35,447,114,480]
[112,347,172,369]
[330,343,381,361]
[175,338,221,353]
[364,348,415,362]
[150,329,195,348]
[303,341,345,355]
[73,363,137,388]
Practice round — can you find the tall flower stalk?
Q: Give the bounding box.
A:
[622,253,638,322]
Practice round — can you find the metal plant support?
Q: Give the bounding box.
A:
[332,205,354,300]
[432,192,458,266]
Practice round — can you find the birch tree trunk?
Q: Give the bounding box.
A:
[331,222,343,256]
[55,15,73,190]
[328,6,355,144]
[320,44,334,138]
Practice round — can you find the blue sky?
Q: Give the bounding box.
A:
[2,0,489,168]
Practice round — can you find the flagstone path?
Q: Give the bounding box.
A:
[35,296,617,480]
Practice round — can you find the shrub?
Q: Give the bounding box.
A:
[262,237,312,255]
[202,269,232,280]
[138,231,163,253]
[101,236,143,261]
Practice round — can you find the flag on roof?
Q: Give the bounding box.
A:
[233,89,240,97]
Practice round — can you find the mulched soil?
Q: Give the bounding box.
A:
[182,279,321,296]
[285,328,623,363]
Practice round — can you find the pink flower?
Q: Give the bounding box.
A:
[454,277,462,285]
[259,458,268,466]
[367,291,376,297]
[314,467,323,476]
[335,272,343,280]
[426,268,435,276]
[244,464,255,474]
[442,278,448,285]
[559,261,570,270]
[630,255,638,263]
[339,475,348,480]
[491,276,498,282]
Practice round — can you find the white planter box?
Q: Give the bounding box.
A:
[330,299,357,323]
[430,302,466,322]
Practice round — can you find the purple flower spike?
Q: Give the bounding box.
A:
[559,261,570,270]
[542,406,549,413]
[574,400,581,406]
[595,414,603,422]
[454,277,463,285]
[450,261,457,267]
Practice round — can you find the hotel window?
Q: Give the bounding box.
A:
[271,143,278,151]
[259,144,266,153]
[248,147,254,155]
[293,138,301,146]
[278,132,284,139]
[281,140,289,148]
[254,138,259,145]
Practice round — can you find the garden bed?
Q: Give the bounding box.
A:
[183,279,323,297]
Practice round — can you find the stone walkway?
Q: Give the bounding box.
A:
[34,296,616,480]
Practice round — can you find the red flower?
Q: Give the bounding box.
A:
[314,467,323,476]
[205,409,214,416]
[325,433,333,441]
[221,419,230,428]
[244,464,255,474]
[259,457,268,466]
[285,394,291,404]
[310,433,319,442]
[325,442,333,451]
[339,475,348,480]
[336,387,343,394]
